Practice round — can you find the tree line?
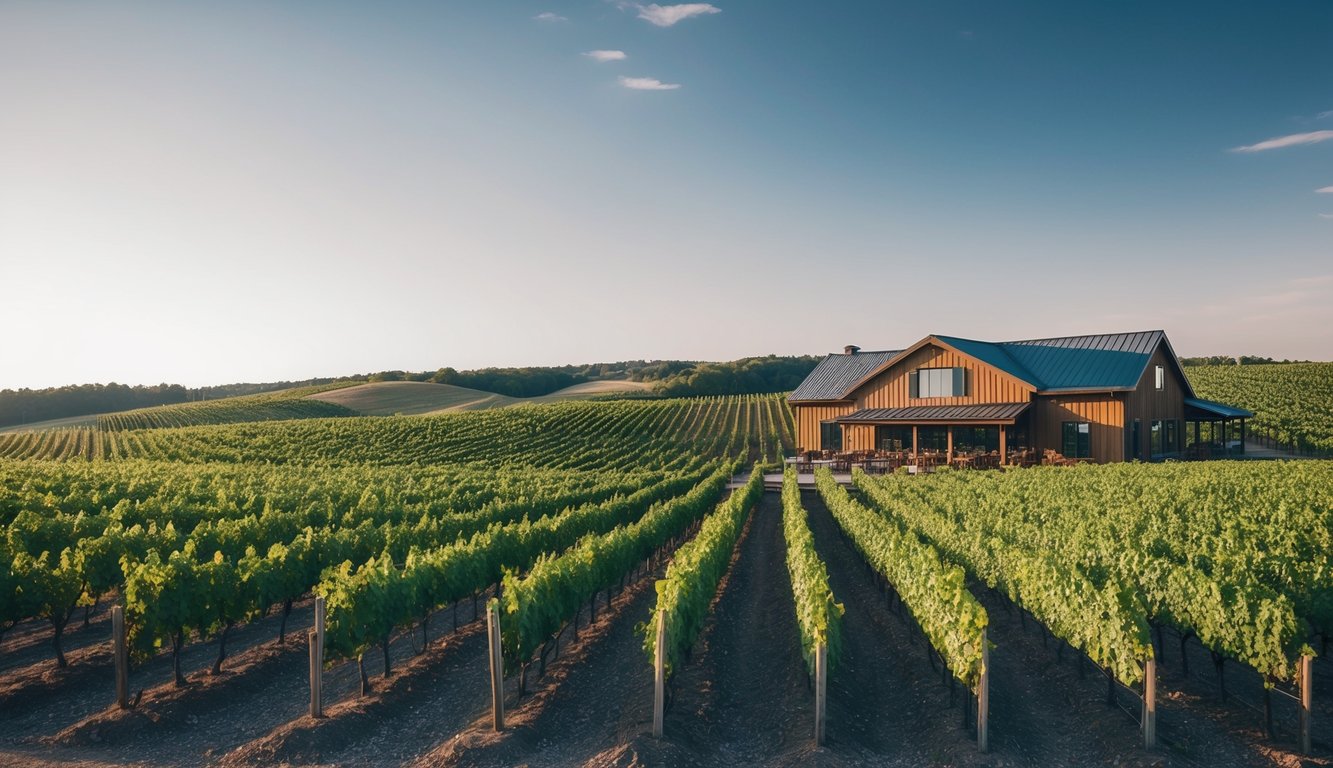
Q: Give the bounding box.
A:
[1,356,821,429]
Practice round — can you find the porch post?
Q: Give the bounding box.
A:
[912,425,919,466]
[1239,419,1245,455]
[999,425,1007,465]
[946,427,954,464]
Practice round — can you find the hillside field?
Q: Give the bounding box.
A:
[306,379,654,416]
[0,393,1328,767]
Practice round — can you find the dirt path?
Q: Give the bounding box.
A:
[428,564,665,768]
[0,597,318,766]
[656,489,813,766]
[803,488,986,767]
[220,612,492,767]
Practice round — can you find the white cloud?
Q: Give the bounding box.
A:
[1231,130,1333,153]
[637,3,720,26]
[584,50,628,62]
[533,11,568,22]
[1317,186,1333,194]
[619,76,681,90]
[1320,213,1333,220]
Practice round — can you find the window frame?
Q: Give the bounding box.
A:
[1061,420,1091,459]
[819,420,842,452]
[913,366,966,399]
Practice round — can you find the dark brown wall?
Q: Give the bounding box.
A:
[1123,344,1189,458]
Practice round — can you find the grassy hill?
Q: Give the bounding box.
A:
[307,381,518,415]
[307,379,654,416]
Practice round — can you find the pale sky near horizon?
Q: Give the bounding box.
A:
[2,1,1331,390]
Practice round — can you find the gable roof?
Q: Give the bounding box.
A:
[788,349,902,402]
[943,330,1170,392]
[791,330,1191,402]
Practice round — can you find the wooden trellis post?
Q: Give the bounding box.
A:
[814,642,828,746]
[1143,658,1157,749]
[653,610,667,738]
[309,595,324,717]
[977,629,990,753]
[1300,654,1313,755]
[487,600,505,731]
[111,605,129,709]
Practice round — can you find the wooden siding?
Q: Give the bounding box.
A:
[842,424,875,451]
[793,403,855,451]
[1123,344,1188,459]
[852,344,1035,410]
[1031,394,1125,463]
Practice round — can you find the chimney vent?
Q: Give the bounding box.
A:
[844,345,861,355]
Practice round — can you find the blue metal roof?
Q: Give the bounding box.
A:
[997,331,1166,390]
[789,349,902,401]
[791,330,1182,401]
[1184,398,1254,419]
[931,331,1166,391]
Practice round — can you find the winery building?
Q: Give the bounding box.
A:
[788,330,1252,464]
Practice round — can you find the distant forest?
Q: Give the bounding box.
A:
[0,380,343,429]
[0,355,821,428]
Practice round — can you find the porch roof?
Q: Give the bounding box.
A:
[837,402,1031,425]
[1184,397,1253,420]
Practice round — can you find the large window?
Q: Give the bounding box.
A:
[1062,421,1091,458]
[820,421,842,452]
[917,427,949,452]
[874,425,914,451]
[952,426,1000,453]
[911,367,967,398]
[1151,419,1179,456]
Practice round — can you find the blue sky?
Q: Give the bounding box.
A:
[1,1,1330,389]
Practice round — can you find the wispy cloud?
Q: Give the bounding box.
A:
[1317,186,1333,194]
[619,75,681,90]
[584,50,627,62]
[1320,213,1333,220]
[637,3,720,27]
[1319,110,1333,120]
[1231,130,1333,153]
[533,11,568,22]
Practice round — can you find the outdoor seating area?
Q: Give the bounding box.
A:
[785,447,1068,474]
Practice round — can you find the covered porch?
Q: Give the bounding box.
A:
[837,402,1035,470]
[1182,397,1254,459]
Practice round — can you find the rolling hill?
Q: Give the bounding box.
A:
[306,379,654,416]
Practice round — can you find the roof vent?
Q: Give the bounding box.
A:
[844,345,861,355]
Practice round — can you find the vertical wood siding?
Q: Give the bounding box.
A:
[853,344,1034,410]
[793,403,855,451]
[1031,394,1125,463]
[1123,345,1189,458]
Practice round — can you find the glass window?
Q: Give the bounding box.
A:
[952,426,999,453]
[1062,421,1091,458]
[820,421,842,452]
[1165,420,1178,453]
[917,427,949,452]
[874,426,914,451]
[1150,420,1163,455]
[1155,365,1165,390]
[916,367,965,398]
